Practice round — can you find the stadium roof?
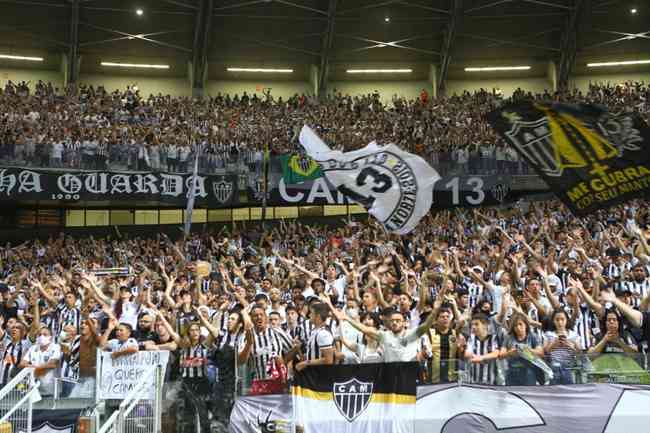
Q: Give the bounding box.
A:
[0,0,648,86]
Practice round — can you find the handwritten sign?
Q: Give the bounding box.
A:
[98,350,170,400]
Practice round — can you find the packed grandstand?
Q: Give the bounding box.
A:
[0,80,648,432]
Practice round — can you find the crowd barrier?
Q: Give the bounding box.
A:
[234,352,650,398]
[0,150,535,177]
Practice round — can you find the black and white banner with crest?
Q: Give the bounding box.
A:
[0,167,238,207]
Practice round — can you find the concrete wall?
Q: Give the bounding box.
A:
[78,74,192,97]
[445,77,554,97]
[328,80,431,103]
[206,80,311,99]
[0,67,63,90]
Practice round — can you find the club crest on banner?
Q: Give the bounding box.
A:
[333,378,373,422]
[490,182,510,203]
[212,178,233,203]
[503,109,618,178]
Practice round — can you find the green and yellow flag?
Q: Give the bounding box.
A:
[279,153,322,184]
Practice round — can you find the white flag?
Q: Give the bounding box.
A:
[299,125,440,234]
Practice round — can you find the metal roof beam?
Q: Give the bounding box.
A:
[318,0,337,96]
[79,22,192,52]
[458,32,560,51]
[438,0,463,95]
[192,0,213,96]
[557,0,591,91]
[67,0,80,86]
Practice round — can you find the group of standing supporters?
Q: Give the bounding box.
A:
[3,198,650,432]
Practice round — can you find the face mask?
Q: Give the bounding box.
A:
[37,335,52,346]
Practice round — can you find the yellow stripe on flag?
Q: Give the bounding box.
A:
[292,386,416,404]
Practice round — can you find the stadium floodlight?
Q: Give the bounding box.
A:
[136,8,144,15]
[226,68,293,73]
[346,69,413,73]
[0,54,43,61]
[101,62,169,69]
[464,66,531,72]
[587,60,650,67]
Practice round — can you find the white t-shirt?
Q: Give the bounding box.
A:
[24,343,61,395]
[376,327,421,362]
[106,338,139,353]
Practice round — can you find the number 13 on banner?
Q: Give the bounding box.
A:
[432,176,486,206]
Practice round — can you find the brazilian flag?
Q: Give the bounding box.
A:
[279,154,322,184]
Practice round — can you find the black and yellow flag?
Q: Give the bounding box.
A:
[292,362,417,433]
[487,101,650,216]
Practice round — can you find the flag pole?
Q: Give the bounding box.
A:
[184,116,199,238]
[261,141,269,232]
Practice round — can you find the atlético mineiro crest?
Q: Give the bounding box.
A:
[490,183,510,203]
[212,178,233,204]
[333,378,374,422]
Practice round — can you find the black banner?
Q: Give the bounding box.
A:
[247,174,547,208]
[487,101,650,216]
[32,408,81,433]
[0,167,239,207]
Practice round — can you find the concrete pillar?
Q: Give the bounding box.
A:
[547,60,558,92]
[309,64,320,97]
[429,64,438,99]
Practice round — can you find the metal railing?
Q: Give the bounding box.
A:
[0,368,39,433]
[0,149,535,177]
[235,352,650,397]
[98,365,163,433]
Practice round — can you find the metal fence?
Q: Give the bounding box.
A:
[235,352,650,397]
[0,368,38,433]
[0,148,535,177]
[98,365,163,433]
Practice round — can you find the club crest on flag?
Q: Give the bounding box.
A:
[290,154,320,177]
[212,178,233,203]
[490,182,510,203]
[504,108,618,178]
[333,378,373,422]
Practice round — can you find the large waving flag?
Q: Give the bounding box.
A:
[487,101,650,216]
[292,362,417,433]
[299,126,440,234]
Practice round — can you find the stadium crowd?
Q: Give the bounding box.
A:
[1,79,649,175]
[1,78,650,433]
[1,198,650,432]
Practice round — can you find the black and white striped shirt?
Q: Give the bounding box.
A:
[179,343,210,379]
[304,326,334,362]
[466,334,500,385]
[0,339,31,385]
[61,336,80,380]
[626,279,650,309]
[250,327,293,380]
[57,302,81,334]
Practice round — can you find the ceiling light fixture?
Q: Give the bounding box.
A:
[101,62,169,69]
[384,17,390,22]
[630,7,638,14]
[346,69,413,73]
[136,8,143,15]
[226,68,293,73]
[464,66,531,71]
[0,54,44,61]
[587,60,650,67]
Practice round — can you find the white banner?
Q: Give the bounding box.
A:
[299,126,440,234]
[97,350,169,400]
